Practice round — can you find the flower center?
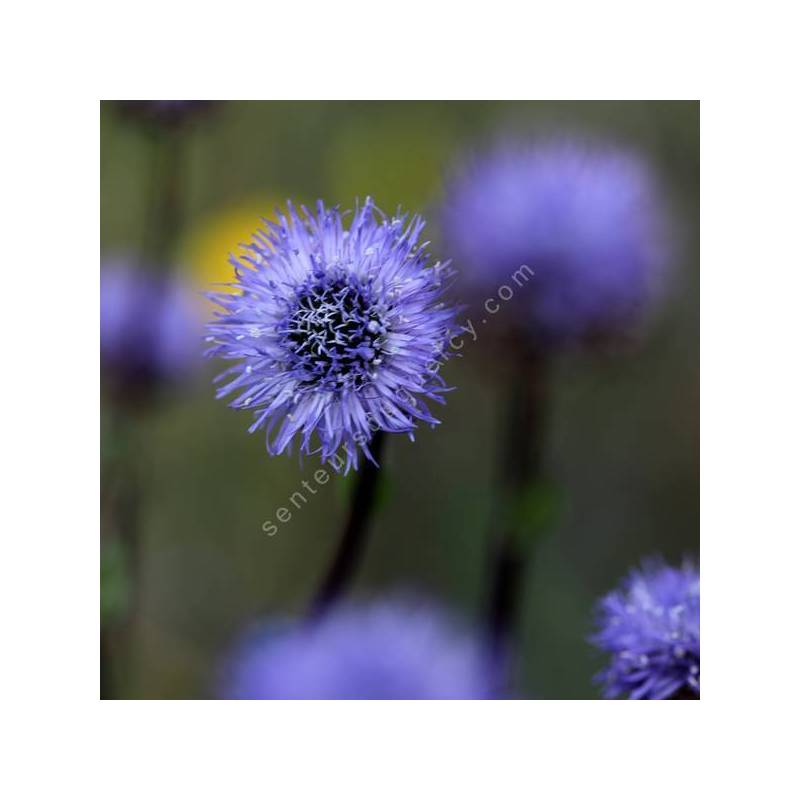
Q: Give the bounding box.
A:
[282,277,387,391]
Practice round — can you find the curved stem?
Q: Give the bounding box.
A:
[309,432,386,618]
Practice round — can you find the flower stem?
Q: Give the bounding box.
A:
[143,126,184,269]
[485,346,550,664]
[101,123,185,698]
[668,687,700,700]
[100,410,143,698]
[309,431,386,618]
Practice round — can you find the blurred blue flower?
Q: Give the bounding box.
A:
[592,560,699,699]
[206,198,457,472]
[101,259,201,394]
[220,599,494,699]
[441,138,668,344]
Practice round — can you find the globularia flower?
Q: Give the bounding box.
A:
[101,259,201,393]
[220,599,494,699]
[205,199,457,472]
[592,560,699,699]
[441,138,668,343]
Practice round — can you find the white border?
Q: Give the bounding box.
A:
[6,0,799,795]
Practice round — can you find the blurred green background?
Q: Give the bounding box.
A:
[101,101,699,699]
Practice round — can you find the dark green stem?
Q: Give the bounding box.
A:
[142,126,184,269]
[486,346,550,660]
[101,410,143,698]
[101,124,185,697]
[309,432,386,618]
[668,687,700,700]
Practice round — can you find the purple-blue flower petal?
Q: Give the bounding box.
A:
[205,199,458,471]
[591,559,700,700]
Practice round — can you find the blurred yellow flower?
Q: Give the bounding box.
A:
[179,196,285,309]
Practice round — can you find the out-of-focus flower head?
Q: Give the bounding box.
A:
[220,598,494,699]
[116,100,217,127]
[441,137,669,345]
[101,259,202,397]
[205,198,457,473]
[591,559,699,699]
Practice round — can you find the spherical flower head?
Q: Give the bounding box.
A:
[101,259,202,394]
[591,560,699,699]
[441,138,668,344]
[219,599,494,699]
[205,198,457,473]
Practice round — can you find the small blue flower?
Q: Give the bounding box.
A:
[205,199,457,472]
[219,598,494,699]
[101,259,201,393]
[441,138,668,344]
[591,560,699,699]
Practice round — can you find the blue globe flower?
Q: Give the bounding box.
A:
[592,560,699,699]
[441,138,668,344]
[205,199,457,472]
[219,599,494,699]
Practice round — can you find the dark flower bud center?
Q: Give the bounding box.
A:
[283,278,387,390]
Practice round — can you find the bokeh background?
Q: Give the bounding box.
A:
[100,100,699,699]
